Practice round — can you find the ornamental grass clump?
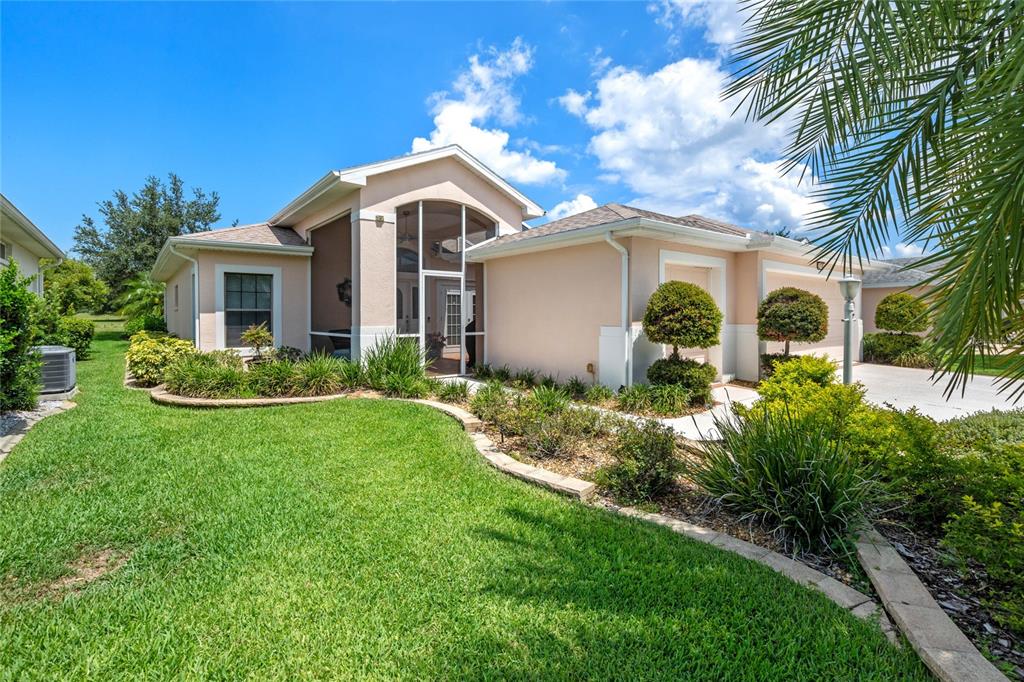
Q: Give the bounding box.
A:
[435,380,469,403]
[164,354,247,398]
[293,353,344,396]
[530,385,569,415]
[688,407,884,552]
[245,360,297,397]
[362,334,429,391]
[469,380,509,424]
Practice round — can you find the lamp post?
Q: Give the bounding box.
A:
[838,277,862,385]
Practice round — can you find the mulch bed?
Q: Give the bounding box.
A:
[876,517,1024,679]
[483,421,872,595]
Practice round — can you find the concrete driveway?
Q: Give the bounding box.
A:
[668,363,1017,441]
[850,363,1015,420]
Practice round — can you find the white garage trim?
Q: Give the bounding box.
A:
[658,250,730,381]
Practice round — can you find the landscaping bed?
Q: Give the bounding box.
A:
[0,330,930,679]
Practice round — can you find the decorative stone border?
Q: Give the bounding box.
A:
[856,528,1008,681]
[150,387,353,408]
[0,401,76,465]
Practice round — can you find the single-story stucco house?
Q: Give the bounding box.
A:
[152,145,872,387]
[0,194,66,295]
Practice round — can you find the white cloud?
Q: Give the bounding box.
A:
[412,38,565,185]
[558,89,591,117]
[563,57,825,232]
[648,0,750,52]
[549,193,598,221]
[881,243,926,258]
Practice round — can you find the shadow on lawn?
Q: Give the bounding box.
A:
[416,504,924,680]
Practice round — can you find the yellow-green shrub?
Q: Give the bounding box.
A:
[125,332,196,386]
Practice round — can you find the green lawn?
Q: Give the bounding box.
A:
[0,331,929,680]
[970,353,1015,377]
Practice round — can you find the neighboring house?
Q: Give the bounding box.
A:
[0,194,65,295]
[862,257,936,334]
[151,145,865,386]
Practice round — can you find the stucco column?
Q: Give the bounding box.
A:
[350,210,396,360]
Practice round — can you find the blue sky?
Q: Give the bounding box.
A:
[1,1,921,258]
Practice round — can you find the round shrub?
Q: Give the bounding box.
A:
[647,356,716,389]
[124,313,167,336]
[765,354,836,389]
[125,332,196,386]
[757,287,828,355]
[642,281,722,356]
[875,292,927,333]
[862,331,926,364]
[56,316,96,360]
[596,419,680,502]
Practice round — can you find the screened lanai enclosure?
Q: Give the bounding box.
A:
[308,201,493,376]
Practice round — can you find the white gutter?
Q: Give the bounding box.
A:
[604,232,632,388]
[169,243,200,347]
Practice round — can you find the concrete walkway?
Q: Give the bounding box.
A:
[662,384,759,441]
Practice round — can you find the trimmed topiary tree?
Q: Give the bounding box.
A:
[643,282,722,399]
[875,292,927,334]
[757,287,828,356]
[643,281,722,357]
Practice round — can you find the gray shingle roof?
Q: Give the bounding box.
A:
[863,257,936,287]
[489,203,758,246]
[184,223,307,248]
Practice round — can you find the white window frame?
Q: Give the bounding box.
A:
[0,240,10,264]
[214,264,282,350]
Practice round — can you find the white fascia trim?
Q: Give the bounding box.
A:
[268,172,365,225]
[762,258,828,278]
[214,263,283,350]
[0,195,65,259]
[169,238,313,256]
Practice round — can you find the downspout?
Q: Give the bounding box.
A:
[604,232,631,387]
[169,243,200,348]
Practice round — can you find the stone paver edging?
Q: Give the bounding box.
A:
[150,387,352,408]
[856,528,1008,681]
[0,401,76,465]
[141,384,901,642]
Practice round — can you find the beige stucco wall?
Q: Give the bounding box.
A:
[2,240,44,295]
[862,285,931,334]
[309,216,353,333]
[360,157,525,236]
[164,262,195,341]
[195,251,310,351]
[486,241,620,380]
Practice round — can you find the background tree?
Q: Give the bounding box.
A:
[74,174,222,297]
[41,258,109,314]
[875,293,928,335]
[757,287,828,356]
[116,274,165,321]
[727,0,1024,396]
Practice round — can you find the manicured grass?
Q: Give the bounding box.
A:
[970,353,1015,377]
[0,332,929,679]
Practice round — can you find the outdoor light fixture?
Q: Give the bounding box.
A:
[838,277,862,385]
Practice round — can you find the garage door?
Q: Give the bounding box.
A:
[763,271,845,360]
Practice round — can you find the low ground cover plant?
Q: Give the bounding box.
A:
[596,419,680,503]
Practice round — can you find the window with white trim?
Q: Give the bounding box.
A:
[224,272,272,346]
[0,241,10,263]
